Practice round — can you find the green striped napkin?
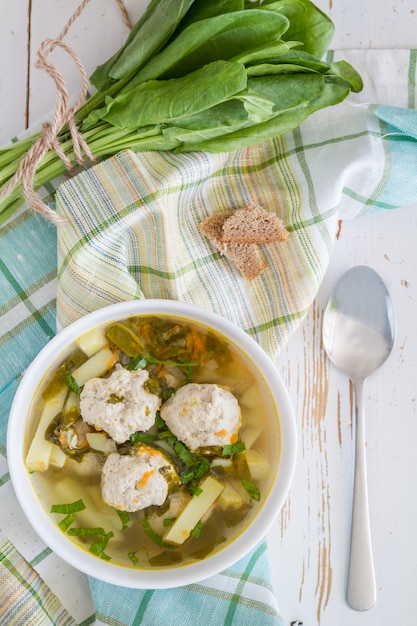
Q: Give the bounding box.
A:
[1,49,417,625]
[0,530,75,625]
[56,102,417,358]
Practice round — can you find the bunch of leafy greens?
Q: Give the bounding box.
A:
[0,0,362,224]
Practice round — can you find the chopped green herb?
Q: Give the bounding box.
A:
[156,417,212,494]
[116,510,131,531]
[141,519,175,549]
[170,438,199,468]
[128,547,148,566]
[67,527,107,537]
[129,432,156,445]
[222,441,246,457]
[190,521,204,539]
[89,531,114,557]
[128,550,139,565]
[163,517,176,527]
[162,387,175,401]
[51,499,86,514]
[242,479,261,502]
[65,369,82,395]
[58,513,77,532]
[181,457,210,495]
[127,356,148,370]
[155,413,167,431]
[186,365,194,383]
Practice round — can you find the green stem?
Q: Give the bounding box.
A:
[0,123,173,225]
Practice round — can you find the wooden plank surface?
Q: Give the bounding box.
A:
[0,1,29,140]
[269,205,417,624]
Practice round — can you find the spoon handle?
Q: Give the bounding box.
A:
[347,378,377,611]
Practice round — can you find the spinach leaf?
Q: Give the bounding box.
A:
[327,60,364,93]
[173,0,245,36]
[160,100,251,145]
[246,48,334,72]
[229,40,300,65]
[126,9,290,87]
[100,0,197,84]
[51,500,86,515]
[0,0,364,224]
[251,0,335,59]
[103,61,247,129]
[174,70,361,152]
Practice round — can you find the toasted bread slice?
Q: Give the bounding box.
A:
[219,202,289,244]
[198,212,267,280]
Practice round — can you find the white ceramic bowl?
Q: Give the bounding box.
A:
[7,300,296,588]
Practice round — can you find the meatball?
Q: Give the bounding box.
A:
[80,367,161,443]
[101,445,171,512]
[160,383,242,452]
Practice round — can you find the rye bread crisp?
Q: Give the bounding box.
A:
[219,202,289,244]
[198,211,267,280]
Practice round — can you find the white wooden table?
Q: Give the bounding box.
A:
[1,2,417,625]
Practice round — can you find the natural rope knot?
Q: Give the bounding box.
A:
[36,38,96,169]
[3,37,97,225]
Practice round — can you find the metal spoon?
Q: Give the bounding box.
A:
[322,265,395,611]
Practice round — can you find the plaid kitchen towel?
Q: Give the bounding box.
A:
[0,530,76,626]
[55,60,417,356]
[1,49,417,625]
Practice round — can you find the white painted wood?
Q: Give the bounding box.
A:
[268,204,417,624]
[314,0,417,49]
[1,2,416,625]
[27,0,137,132]
[0,1,29,140]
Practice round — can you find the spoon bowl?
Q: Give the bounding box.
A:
[322,265,395,611]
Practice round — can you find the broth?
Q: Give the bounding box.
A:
[28,314,280,569]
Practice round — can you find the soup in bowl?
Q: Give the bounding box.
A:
[7,300,296,588]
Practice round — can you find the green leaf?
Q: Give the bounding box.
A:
[103,61,247,129]
[159,100,250,146]
[65,369,82,395]
[94,0,196,86]
[0,0,363,223]
[222,441,246,456]
[128,550,140,565]
[67,527,107,536]
[89,532,114,557]
[169,438,199,468]
[327,60,364,93]
[51,499,86,515]
[255,0,335,59]
[58,513,77,532]
[116,510,131,531]
[229,40,297,65]
[127,356,148,370]
[233,89,276,124]
[174,72,356,152]
[129,432,157,445]
[127,9,290,87]
[181,457,210,484]
[190,520,204,538]
[174,0,244,36]
[141,519,176,549]
[242,479,261,501]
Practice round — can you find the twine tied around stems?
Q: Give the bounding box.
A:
[0,0,132,225]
